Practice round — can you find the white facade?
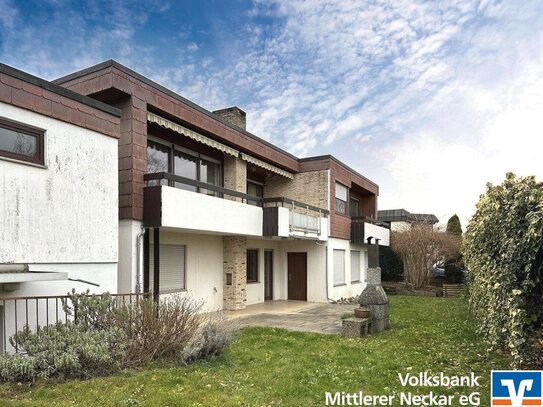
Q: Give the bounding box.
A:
[0,102,119,296]
[327,238,369,300]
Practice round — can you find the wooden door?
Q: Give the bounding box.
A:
[288,252,307,301]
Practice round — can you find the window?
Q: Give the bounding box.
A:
[147,138,222,194]
[0,119,44,165]
[351,250,361,282]
[247,181,263,206]
[350,198,359,218]
[247,249,259,283]
[149,244,186,292]
[333,249,345,286]
[335,182,347,214]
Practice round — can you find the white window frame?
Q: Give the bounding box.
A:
[335,182,348,215]
[351,250,361,283]
[333,249,346,286]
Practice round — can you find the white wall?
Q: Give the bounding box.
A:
[0,102,118,264]
[245,239,281,305]
[161,186,263,237]
[327,238,369,300]
[155,231,224,311]
[118,219,144,293]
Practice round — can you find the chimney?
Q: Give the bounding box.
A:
[213,106,246,130]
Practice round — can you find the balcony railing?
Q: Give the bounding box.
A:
[351,216,390,229]
[351,216,390,246]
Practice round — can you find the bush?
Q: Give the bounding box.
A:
[108,295,203,368]
[0,323,123,382]
[463,173,543,367]
[380,245,404,281]
[444,215,464,284]
[392,225,461,289]
[181,314,234,364]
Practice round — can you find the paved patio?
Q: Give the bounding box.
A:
[225,300,357,334]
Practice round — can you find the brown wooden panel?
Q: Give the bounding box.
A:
[263,207,279,236]
[143,186,162,227]
[288,252,307,301]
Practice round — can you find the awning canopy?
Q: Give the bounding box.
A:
[147,112,239,157]
[241,153,294,179]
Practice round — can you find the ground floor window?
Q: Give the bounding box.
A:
[333,249,345,286]
[351,250,361,282]
[247,249,259,283]
[149,244,186,292]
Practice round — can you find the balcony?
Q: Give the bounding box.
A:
[262,197,329,241]
[351,216,390,246]
[143,173,263,236]
[143,173,328,240]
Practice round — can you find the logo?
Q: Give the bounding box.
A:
[491,371,543,406]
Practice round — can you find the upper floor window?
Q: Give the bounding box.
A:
[147,139,221,196]
[0,119,44,165]
[350,198,359,218]
[247,180,263,206]
[335,182,348,214]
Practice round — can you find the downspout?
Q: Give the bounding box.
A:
[135,227,146,293]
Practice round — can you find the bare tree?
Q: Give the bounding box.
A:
[391,224,461,289]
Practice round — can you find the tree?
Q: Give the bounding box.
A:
[463,173,543,367]
[444,214,464,283]
[391,225,461,289]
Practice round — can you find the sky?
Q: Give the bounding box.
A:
[1,0,542,228]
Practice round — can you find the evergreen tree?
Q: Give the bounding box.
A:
[445,214,464,283]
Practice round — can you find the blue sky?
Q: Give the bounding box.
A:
[1,0,542,226]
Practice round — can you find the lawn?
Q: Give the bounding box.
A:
[0,296,509,406]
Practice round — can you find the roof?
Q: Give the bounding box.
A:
[378,209,439,224]
[0,63,121,118]
[53,60,379,188]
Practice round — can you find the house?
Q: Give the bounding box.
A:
[378,209,439,231]
[0,58,390,334]
[53,60,390,311]
[0,63,121,350]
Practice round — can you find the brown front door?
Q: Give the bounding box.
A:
[288,252,307,301]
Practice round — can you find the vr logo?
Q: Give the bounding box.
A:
[491,371,543,406]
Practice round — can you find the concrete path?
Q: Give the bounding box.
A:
[226,300,357,334]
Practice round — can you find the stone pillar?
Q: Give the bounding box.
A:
[223,156,247,201]
[223,236,247,310]
[359,267,390,332]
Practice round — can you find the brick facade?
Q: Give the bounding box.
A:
[213,106,246,130]
[223,236,247,310]
[264,170,329,211]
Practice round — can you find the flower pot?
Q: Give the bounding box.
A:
[354,307,370,318]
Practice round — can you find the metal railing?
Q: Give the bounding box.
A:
[0,292,149,354]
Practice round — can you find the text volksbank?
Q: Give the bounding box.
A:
[325,373,481,406]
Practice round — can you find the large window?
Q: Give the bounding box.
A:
[147,139,221,194]
[351,250,361,283]
[247,180,263,206]
[333,249,345,286]
[350,198,359,218]
[335,182,348,215]
[0,119,44,165]
[149,244,186,293]
[247,249,259,283]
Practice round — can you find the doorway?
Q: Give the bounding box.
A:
[287,252,307,301]
[264,250,273,300]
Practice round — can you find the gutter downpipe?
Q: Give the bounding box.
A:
[135,227,146,293]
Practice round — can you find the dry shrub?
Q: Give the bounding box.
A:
[391,225,461,289]
[108,295,204,368]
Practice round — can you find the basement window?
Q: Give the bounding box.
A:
[0,118,44,165]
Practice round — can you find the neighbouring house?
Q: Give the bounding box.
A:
[0,59,390,350]
[378,209,439,232]
[0,63,121,351]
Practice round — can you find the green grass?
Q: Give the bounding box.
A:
[0,296,509,406]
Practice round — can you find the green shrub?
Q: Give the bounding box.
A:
[380,245,404,281]
[463,173,543,367]
[445,215,464,284]
[181,314,234,364]
[0,323,124,382]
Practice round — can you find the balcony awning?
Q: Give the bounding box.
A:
[241,153,294,179]
[147,112,239,157]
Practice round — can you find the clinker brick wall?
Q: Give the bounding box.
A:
[264,170,329,211]
[223,236,247,310]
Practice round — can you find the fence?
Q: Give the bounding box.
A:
[0,292,149,354]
